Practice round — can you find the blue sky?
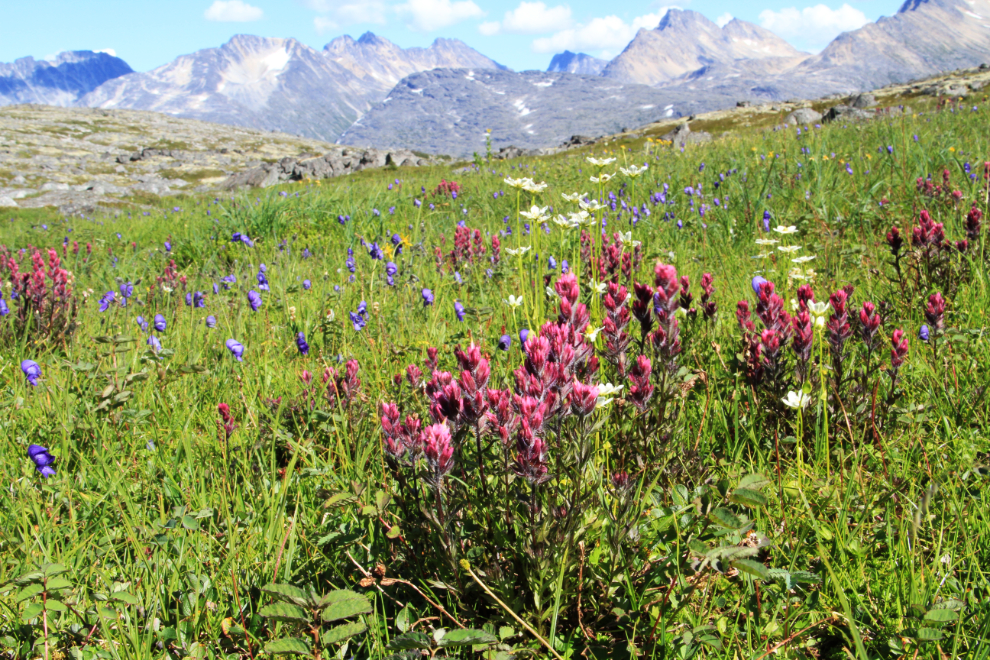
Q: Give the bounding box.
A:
[2,0,904,73]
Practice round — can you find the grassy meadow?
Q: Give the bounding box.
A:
[2,97,990,660]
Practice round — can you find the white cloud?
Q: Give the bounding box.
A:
[312,1,387,32]
[758,3,868,49]
[532,9,671,54]
[204,0,264,22]
[95,48,117,57]
[715,12,733,27]
[479,21,502,35]
[396,0,485,31]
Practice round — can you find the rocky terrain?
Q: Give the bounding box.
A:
[76,33,502,144]
[0,105,433,216]
[0,50,133,106]
[547,51,607,76]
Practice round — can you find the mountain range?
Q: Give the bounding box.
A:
[2,0,990,155]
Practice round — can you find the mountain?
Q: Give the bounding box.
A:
[0,51,133,106]
[338,68,737,156]
[79,33,502,143]
[785,0,990,91]
[602,11,808,86]
[547,51,607,75]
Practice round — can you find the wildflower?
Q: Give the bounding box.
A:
[422,423,455,483]
[147,335,162,353]
[454,300,465,321]
[503,294,523,308]
[619,164,648,177]
[368,243,384,260]
[98,291,116,312]
[782,390,811,409]
[891,328,909,368]
[751,276,768,295]
[859,302,881,349]
[193,291,205,308]
[247,290,262,311]
[520,205,550,221]
[303,279,311,290]
[505,246,531,256]
[561,192,588,202]
[791,255,816,264]
[597,382,624,397]
[350,311,367,331]
[154,314,166,332]
[924,292,945,332]
[206,315,217,328]
[777,245,802,253]
[590,173,615,184]
[119,281,134,300]
[773,225,798,235]
[225,338,245,361]
[164,241,172,252]
[28,444,56,478]
[755,239,779,246]
[497,334,512,351]
[421,289,434,306]
[519,328,529,347]
[21,360,42,386]
[217,403,237,441]
[136,315,148,331]
[627,355,654,411]
[571,381,599,416]
[919,324,930,342]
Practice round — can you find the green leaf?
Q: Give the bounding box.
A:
[261,583,312,607]
[729,488,768,508]
[321,590,372,622]
[45,577,73,592]
[387,632,433,650]
[437,629,498,647]
[12,571,44,585]
[931,599,965,612]
[264,637,312,655]
[15,584,45,603]
[386,525,402,539]
[923,609,959,624]
[737,473,770,490]
[41,564,68,577]
[731,559,769,579]
[22,603,43,621]
[914,628,944,642]
[396,604,413,633]
[45,599,67,612]
[709,508,745,529]
[322,621,367,645]
[259,602,310,623]
[181,515,200,530]
[112,592,139,606]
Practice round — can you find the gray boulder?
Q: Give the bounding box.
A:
[0,195,18,207]
[785,107,823,125]
[823,105,874,123]
[660,123,712,145]
[850,93,876,108]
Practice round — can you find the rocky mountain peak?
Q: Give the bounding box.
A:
[0,50,133,107]
[547,51,607,75]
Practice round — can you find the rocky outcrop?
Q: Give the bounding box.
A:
[659,123,712,145]
[785,108,823,125]
[220,147,430,189]
[547,52,607,76]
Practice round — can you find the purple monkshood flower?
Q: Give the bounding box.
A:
[28,444,56,478]
[350,311,367,331]
[548,256,557,270]
[422,289,434,306]
[185,293,193,307]
[164,241,172,252]
[147,335,162,353]
[154,314,166,332]
[136,315,148,331]
[520,328,529,348]
[193,291,205,308]
[919,324,930,342]
[296,331,309,355]
[1,298,10,316]
[221,274,237,289]
[302,248,312,259]
[498,334,512,351]
[247,290,262,311]
[751,276,768,296]
[357,300,367,317]
[206,315,217,328]
[232,232,254,247]
[226,338,245,361]
[213,282,220,294]
[369,243,384,260]
[454,300,465,321]
[120,282,134,300]
[763,210,771,232]
[346,249,356,273]
[391,233,401,245]
[257,269,269,291]
[303,279,311,290]
[21,360,42,386]
[561,260,569,275]
[385,262,398,277]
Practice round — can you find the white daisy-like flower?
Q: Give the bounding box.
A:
[545,286,559,299]
[791,255,816,264]
[519,205,550,221]
[597,382,624,397]
[808,301,830,317]
[504,176,526,188]
[782,390,811,409]
[522,180,548,193]
[561,192,588,202]
[751,253,771,260]
[773,225,799,235]
[579,199,603,212]
[503,295,524,308]
[590,173,615,184]
[777,245,802,253]
[591,281,607,294]
[505,246,532,256]
[755,238,779,246]
[619,164,649,178]
[585,326,603,342]
[552,214,574,228]
[586,156,616,167]
[595,397,615,409]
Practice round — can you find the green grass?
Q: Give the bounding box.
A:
[1,102,989,660]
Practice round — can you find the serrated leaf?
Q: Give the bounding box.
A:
[437,629,498,647]
[386,525,402,539]
[387,632,432,650]
[321,590,372,622]
[322,621,367,645]
[262,583,312,607]
[931,599,965,612]
[260,602,310,623]
[45,577,72,592]
[731,559,769,579]
[112,592,139,606]
[12,571,44,585]
[361,505,378,517]
[22,602,43,621]
[264,637,312,655]
[729,488,768,508]
[15,584,45,603]
[923,609,958,623]
[41,564,68,577]
[45,599,67,612]
[709,508,745,529]
[323,492,355,507]
[737,473,770,490]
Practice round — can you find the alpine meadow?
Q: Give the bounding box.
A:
[2,92,990,660]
